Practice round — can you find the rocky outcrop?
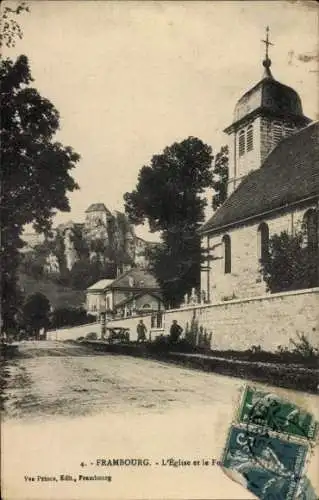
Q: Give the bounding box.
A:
[22,204,153,277]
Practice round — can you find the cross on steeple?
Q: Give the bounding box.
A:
[261,26,274,77]
[262,26,273,61]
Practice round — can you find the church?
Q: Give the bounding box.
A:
[200,29,319,303]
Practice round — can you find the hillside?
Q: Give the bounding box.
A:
[20,204,154,284]
[19,273,86,309]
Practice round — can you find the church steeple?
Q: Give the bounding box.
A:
[261,26,274,79]
[223,26,311,196]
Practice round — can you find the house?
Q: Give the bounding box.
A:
[199,33,319,302]
[86,278,114,315]
[86,267,164,318]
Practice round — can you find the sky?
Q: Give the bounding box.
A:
[4,0,319,241]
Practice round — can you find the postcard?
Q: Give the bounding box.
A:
[1,1,318,499]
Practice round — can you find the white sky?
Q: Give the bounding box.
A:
[4,0,319,241]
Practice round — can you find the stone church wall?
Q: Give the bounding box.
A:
[103,288,318,352]
[163,287,319,352]
[201,206,314,303]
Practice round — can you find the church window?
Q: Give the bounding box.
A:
[303,209,318,249]
[273,121,283,146]
[222,234,231,274]
[238,130,245,156]
[247,125,254,151]
[257,222,269,262]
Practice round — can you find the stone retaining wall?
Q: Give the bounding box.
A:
[164,288,319,352]
[47,322,100,341]
[49,288,318,352]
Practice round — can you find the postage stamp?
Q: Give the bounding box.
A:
[221,424,309,500]
[237,386,318,441]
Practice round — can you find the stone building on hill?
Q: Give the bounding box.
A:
[21,203,155,279]
[200,32,319,303]
[85,203,113,228]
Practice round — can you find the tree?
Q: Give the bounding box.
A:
[50,307,95,329]
[0,1,29,49]
[1,50,80,328]
[211,145,229,210]
[124,137,214,306]
[68,259,116,290]
[146,230,202,307]
[19,246,47,280]
[260,230,318,293]
[22,293,51,338]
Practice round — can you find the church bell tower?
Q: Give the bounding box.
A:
[224,27,311,195]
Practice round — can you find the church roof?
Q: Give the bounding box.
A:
[85,203,111,214]
[200,121,319,235]
[225,50,310,132]
[232,76,307,125]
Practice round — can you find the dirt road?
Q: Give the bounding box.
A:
[2,340,319,500]
[2,340,247,420]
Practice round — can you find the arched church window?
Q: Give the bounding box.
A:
[238,130,245,157]
[257,222,269,262]
[303,209,318,249]
[222,234,231,274]
[247,125,254,151]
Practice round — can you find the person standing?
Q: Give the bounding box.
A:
[0,330,7,343]
[169,320,183,343]
[136,320,147,343]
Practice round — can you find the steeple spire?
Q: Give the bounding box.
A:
[261,26,274,78]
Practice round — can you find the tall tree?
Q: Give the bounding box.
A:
[1,15,80,328]
[22,292,51,338]
[124,137,214,306]
[211,145,229,210]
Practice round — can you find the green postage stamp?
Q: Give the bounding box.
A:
[237,386,318,441]
[221,386,319,500]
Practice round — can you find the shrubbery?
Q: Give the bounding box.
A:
[184,316,212,350]
[260,229,318,293]
[50,307,96,329]
[85,332,98,340]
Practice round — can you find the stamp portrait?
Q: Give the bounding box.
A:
[222,424,309,500]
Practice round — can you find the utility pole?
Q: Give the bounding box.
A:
[201,236,216,304]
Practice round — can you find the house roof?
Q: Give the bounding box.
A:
[200,121,319,235]
[86,268,161,292]
[85,203,112,214]
[87,279,114,291]
[109,267,160,290]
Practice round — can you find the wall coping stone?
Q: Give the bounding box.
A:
[47,321,100,333]
[168,287,319,314]
[107,313,153,324]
